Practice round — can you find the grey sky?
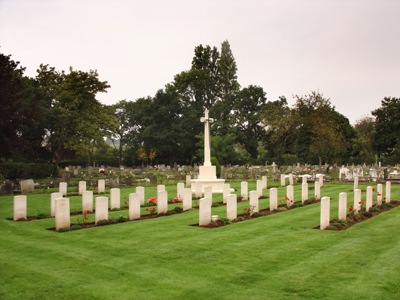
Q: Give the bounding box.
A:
[1,0,399,124]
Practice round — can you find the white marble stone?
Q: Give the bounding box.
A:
[338,192,347,220]
[249,190,259,215]
[314,181,321,200]
[78,181,86,195]
[204,186,213,200]
[320,196,330,230]
[177,182,185,199]
[241,181,248,201]
[301,183,308,203]
[223,184,231,204]
[157,185,166,193]
[385,181,391,203]
[59,182,67,196]
[256,180,263,198]
[186,174,191,187]
[128,193,141,220]
[262,176,267,189]
[98,179,105,194]
[377,184,383,205]
[226,194,237,220]
[302,175,308,184]
[354,176,359,191]
[50,192,62,217]
[13,195,27,221]
[20,179,34,194]
[286,185,294,207]
[194,181,202,198]
[199,197,212,226]
[136,186,145,205]
[354,189,361,213]
[366,186,373,212]
[317,174,324,187]
[95,197,108,224]
[55,197,70,231]
[110,188,120,210]
[82,190,93,213]
[280,174,286,186]
[157,190,168,214]
[269,188,278,211]
[182,188,192,211]
[288,173,294,185]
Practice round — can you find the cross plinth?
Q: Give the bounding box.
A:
[200,109,214,167]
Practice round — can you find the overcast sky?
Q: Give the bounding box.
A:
[1,0,399,124]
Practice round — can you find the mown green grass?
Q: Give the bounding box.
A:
[1,181,400,299]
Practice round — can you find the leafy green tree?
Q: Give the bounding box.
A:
[352,116,376,164]
[372,97,400,161]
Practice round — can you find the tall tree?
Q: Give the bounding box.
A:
[352,116,375,164]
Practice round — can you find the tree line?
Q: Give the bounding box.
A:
[1,41,399,169]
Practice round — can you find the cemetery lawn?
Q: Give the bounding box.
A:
[1,182,400,299]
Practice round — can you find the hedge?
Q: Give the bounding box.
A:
[0,162,54,180]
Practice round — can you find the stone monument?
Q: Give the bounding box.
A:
[191,109,226,193]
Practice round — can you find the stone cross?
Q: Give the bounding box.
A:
[200,108,214,167]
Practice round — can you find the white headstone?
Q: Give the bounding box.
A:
[241,181,248,201]
[199,197,212,226]
[136,186,145,205]
[186,174,191,187]
[110,188,120,210]
[13,195,27,221]
[226,194,237,220]
[256,180,263,198]
[128,193,141,220]
[338,192,347,220]
[269,188,278,211]
[98,179,105,194]
[320,197,330,230]
[354,176,359,191]
[301,183,308,203]
[82,190,93,213]
[157,190,168,214]
[262,176,267,189]
[157,185,166,193]
[50,192,62,217]
[366,186,373,212]
[385,181,391,203]
[20,179,34,194]
[182,188,192,211]
[55,197,70,231]
[78,181,86,195]
[177,182,185,199]
[302,175,308,184]
[194,181,202,198]
[314,181,321,200]
[59,182,67,196]
[204,186,213,200]
[377,184,383,205]
[223,184,231,204]
[95,197,108,224]
[249,190,259,215]
[286,185,294,207]
[288,173,294,186]
[354,189,361,213]
[280,174,286,186]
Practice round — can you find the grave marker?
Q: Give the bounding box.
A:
[177,182,185,199]
[59,182,67,196]
[157,190,168,214]
[78,181,86,195]
[377,184,383,205]
[256,180,263,198]
[223,184,231,204]
[366,186,373,212]
[98,179,105,194]
[262,176,267,189]
[95,197,108,224]
[199,197,212,226]
[182,188,192,211]
[20,179,34,194]
[280,174,286,186]
[354,189,361,213]
[50,192,62,217]
[269,188,278,211]
[320,197,330,230]
[82,190,93,213]
[314,181,321,200]
[241,181,248,201]
[286,185,294,207]
[204,186,213,200]
[110,188,120,210]
[338,192,347,220]
[249,191,259,215]
[194,181,202,198]
[226,194,237,220]
[55,198,70,231]
[136,186,145,205]
[385,181,391,203]
[301,183,308,203]
[13,195,27,221]
[128,193,141,220]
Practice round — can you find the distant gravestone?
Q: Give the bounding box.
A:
[354,189,361,213]
[320,197,330,230]
[110,188,120,210]
[55,198,70,231]
[288,174,294,186]
[98,179,105,194]
[377,184,383,205]
[128,193,141,220]
[177,182,185,199]
[182,188,192,211]
[223,184,230,204]
[194,181,202,198]
[314,181,321,200]
[366,186,373,212]
[157,190,168,214]
[95,197,108,224]
[262,176,267,189]
[136,186,145,205]
[256,180,263,198]
[20,179,34,194]
[199,197,212,226]
[59,182,67,197]
[226,194,237,221]
[13,195,27,221]
[186,175,191,187]
[0,179,14,195]
[354,176,359,190]
[269,188,278,211]
[157,185,166,193]
[385,181,391,203]
[82,190,93,213]
[241,181,248,201]
[249,191,259,215]
[50,192,62,217]
[301,183,308,203]
[204,186,212,200]
[286,185,294,207]
[280,174,286,186]
[338,192,347,220]
[78,181,86,195]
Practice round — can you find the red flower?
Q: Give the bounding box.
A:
[172,197,182,203]
[349,205,353,212]
[290,200,294,203]
[377,193,382,196]
[147,197,157,205]
[359,201,364,205]
[285,196,289,200]
[243,207,248,211]
[372,188,375,192]
[146,208,149,211]
[124,201,127,205]
[152,207,156,211]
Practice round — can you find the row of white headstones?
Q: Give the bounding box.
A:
[11,175,391,231]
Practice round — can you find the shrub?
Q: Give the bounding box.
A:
[383,203,394,209]
[71,225,82,230]
[219,217,232,225]
[96,219,110,226]
[292,202,304,208]
[369,207,380,212]
[166,210,176,216]
[211,157,221,178]
[113,215,128,223]
[0,162,54,179]
[173,207,183,213]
